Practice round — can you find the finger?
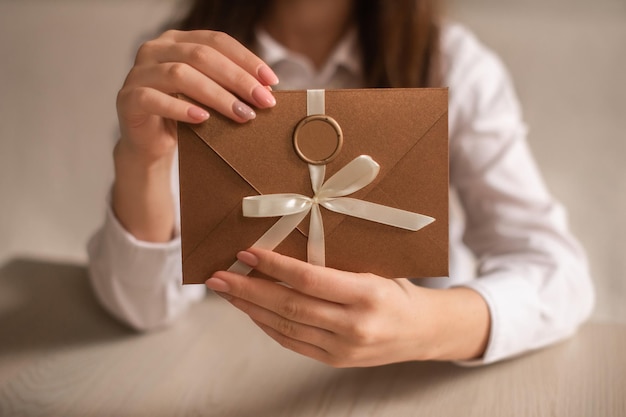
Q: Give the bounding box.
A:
[161,30,280,86]
[125,62,257,123]
[117,86,210,124]
[236,249,370,304]
[229,296,335,348]
[207,272,346,332]
[253,320,333,365]
[142,41,276,109]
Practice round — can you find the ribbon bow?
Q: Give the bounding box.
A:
[228,155,435,275]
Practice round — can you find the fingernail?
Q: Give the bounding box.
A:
[206,277,231,293]
[188,106,210,121]
[232,100,256,121]
[236,251,259,267]
[252,85,276,108]
[258,64,279,86]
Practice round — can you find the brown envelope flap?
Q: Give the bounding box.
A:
[183,89,447,238]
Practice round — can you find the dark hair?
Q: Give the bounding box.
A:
[176,0,441,88]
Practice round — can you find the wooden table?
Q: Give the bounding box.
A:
[0,258,624,417]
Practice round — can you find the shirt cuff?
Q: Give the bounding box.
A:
[99,202,183,288]
[452,272,541,366]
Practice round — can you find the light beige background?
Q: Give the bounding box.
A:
[1,0,624,322]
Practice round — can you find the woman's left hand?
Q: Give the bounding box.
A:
[205,248,455,367]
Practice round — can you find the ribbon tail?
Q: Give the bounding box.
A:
[308,204,325,266]
[322,198,435,231]
[228,210,309,275]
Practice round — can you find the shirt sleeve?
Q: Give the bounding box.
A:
[443,23,595,364]
[86,153,205,331]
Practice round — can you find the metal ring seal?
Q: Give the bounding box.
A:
[293,115,343,165]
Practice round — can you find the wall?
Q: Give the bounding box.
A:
[0,0,175,262]
[1,0,624,321]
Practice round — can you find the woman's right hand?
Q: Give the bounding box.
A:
[115,29,279,163]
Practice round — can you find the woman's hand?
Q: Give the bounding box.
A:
[206,248,491,368]
[112,30,279,242]
[116,29,279,162]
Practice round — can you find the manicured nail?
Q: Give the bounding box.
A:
[252,85,276,107]
[188,106,209,121]
[232,100,256,121]
[257,64,279,86]
[236,251,259,267]
[206,277,231,293]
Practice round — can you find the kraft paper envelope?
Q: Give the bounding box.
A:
[178,88,448,284]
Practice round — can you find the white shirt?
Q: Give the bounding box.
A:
[87,22,595,365]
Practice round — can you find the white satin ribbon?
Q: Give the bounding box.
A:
[227,155,435,275]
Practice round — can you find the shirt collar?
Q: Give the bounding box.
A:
[254,26,362,79]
